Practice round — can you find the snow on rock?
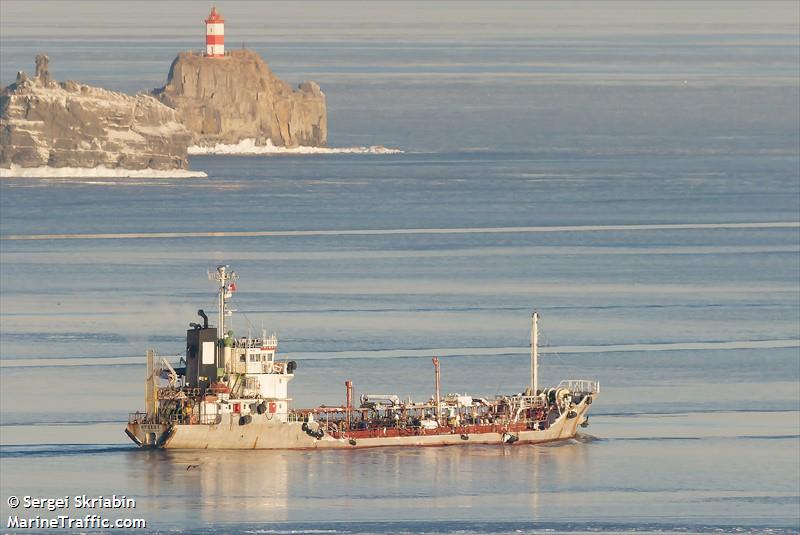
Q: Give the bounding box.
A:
[1,54,194,172]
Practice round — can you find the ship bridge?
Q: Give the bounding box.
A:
[225,334,281,374]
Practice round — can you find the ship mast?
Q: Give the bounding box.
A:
[210,265,237,340]
[530,311,539,394]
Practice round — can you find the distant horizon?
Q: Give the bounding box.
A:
[3,0,799,87]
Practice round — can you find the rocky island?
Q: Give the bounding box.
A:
[1,50,330,176]
[1,7,335,177]
[1,55,200,177]
[155,49,327,150]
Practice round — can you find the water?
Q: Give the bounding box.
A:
[1,1,799,533]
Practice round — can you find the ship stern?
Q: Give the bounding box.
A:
[126,414,172,448]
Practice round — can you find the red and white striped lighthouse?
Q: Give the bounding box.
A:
[205,7,225,57]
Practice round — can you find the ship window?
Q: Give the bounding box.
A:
[239,355,246,362]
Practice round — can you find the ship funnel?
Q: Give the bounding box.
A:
[198,309,209,329]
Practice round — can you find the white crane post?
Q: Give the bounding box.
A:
[345,380,353,430]
[145,349,156,420]
[531,312,539,395]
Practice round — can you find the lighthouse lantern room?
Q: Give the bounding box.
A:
[205,7,225,57]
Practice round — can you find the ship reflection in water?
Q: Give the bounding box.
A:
[125,441,589,527]
[133,449,290,524]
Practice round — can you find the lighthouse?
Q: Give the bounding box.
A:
[205,7,225,57]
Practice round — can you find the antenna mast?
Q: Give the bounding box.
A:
[210,265,238,341]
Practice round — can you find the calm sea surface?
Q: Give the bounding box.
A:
[1,1,799,533]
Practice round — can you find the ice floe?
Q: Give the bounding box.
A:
[0,165,207,179]
[188,138,402,155]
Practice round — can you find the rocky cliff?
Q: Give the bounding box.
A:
[155,49,326,148]
[1,55,193,170]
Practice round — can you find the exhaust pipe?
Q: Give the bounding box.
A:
[197,309,208,329]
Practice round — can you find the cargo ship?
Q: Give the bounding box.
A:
[125,265,599,449]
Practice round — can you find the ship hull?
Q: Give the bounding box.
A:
[126,397,592,450]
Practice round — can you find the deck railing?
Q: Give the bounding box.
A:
[232,335,277,349]
[525,395,547,408]
[557,379,600,394]
[128,412,156,424]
